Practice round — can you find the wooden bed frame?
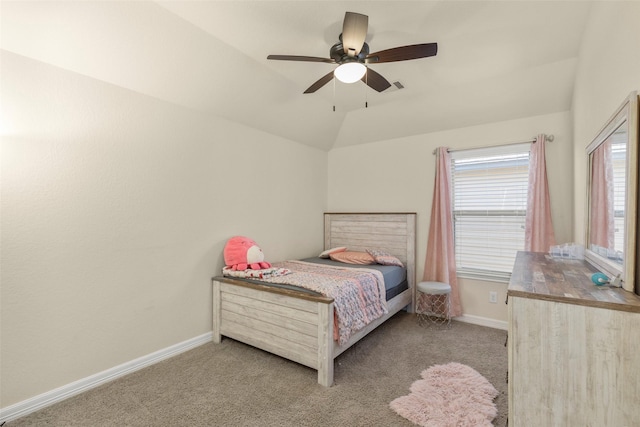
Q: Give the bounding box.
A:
[212,212,416,386]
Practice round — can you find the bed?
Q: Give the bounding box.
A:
[211,212,416,386]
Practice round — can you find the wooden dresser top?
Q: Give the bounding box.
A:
[507,251,640,313]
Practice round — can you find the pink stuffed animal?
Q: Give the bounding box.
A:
[223,236,272,271]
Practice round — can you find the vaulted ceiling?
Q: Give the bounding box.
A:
[2,1,593,151]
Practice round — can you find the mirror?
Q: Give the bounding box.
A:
[585,91,639,294]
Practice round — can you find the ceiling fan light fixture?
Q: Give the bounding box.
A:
[334,62,366,84]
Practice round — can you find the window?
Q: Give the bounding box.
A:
[451,144,530,282]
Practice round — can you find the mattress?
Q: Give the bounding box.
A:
[232,257,408,301]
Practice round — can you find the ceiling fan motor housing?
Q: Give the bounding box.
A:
[330,41,370,64]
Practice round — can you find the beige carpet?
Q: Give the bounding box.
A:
[7,313,508,426]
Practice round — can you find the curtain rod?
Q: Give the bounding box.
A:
[432,134,554,155]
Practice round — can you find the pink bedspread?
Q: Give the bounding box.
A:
[259,260,388,345]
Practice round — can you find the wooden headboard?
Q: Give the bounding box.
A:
[324,212,417,303]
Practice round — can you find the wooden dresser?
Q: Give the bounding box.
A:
[507,251,640,426]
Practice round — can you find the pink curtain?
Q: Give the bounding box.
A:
[420,147,462,317]
[524,134,557,252]
[589,139,615,249]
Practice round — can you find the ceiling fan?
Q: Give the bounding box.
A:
[267,12,438,94]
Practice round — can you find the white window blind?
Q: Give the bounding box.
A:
[451,143,530,282]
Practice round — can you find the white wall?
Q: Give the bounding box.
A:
[0,51,327,407]
[572,1,640,242]
[328,111,574,324]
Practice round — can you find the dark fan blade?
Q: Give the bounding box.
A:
[361,68,391,92]
[304,71,335,94]
[267,55,335,64]
[365,43,438,64]
[342,12,368,56]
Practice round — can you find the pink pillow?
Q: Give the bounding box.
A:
[319,246,347,258]
[329,251,375,265]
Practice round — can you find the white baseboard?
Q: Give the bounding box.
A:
[0,332,213,423]
[455,314,508,331]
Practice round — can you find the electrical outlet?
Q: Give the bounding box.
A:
[489,291,498,303]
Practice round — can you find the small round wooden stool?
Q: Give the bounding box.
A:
[416,281,451,327]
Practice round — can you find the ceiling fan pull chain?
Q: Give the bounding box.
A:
[333,77,336,112]
[365,71,368,108]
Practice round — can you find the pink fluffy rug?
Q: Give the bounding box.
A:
[390,362,498,426]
